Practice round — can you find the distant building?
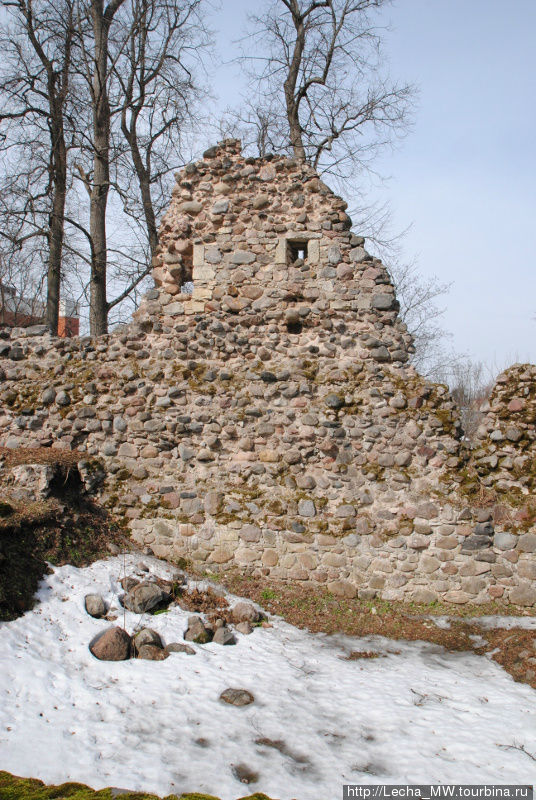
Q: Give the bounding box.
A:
[0,283,79,337]
[58,298,80,337]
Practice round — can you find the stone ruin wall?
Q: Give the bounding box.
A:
[0,141,535,608]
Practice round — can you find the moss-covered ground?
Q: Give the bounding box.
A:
[0,772,274,800]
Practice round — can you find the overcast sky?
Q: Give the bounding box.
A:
[207,0,536,371]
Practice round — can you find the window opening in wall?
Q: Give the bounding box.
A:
[287,239,308,265]
[180,243,193,294]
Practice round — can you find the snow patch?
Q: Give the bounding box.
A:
[0,555,534,800]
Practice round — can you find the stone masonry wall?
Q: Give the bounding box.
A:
[0,141,535,608]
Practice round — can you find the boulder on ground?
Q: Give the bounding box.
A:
[184,615,213,644]
[133,628,163,651]
[213,626,236,645]
[122,582,170,614]
[235,621,254,635]
[90,627,131,661]
[85,594,107,619]
[231,601,263,624]
[167,642,196,655]
[137,644,169,661]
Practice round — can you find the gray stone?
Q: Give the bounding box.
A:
[298,499,316,518]
[178,444,195,461]
[509,584,536,607]
[212,199,229,215]
[133,628,163,650]
[219,688,254,706]
[184,616,213,644]
[461,536,491,552]
[371,294,395,311]
[252,194,270,209]
[167,642,196,654]
[213,626,236,645]
[493,532,517,550]
[442,590,473,604]
[239,524,262,542]
[41,388,56,405]
[416,502,440,520]
[370,346,391,362]
[349,246,367,262]
[409,587,438,604]
[235,621,254,635]
[334,504,356,518]
[137,644,169,660]
[518,533,536,553]
[85,594,107,618]
[328,245,341,264]
[179,201,203,214]
[505,426,523,443]
[231,250,256,265]
[122,582,170,614]
[325,393,344,409]
[474,521,494,537]
[204,247,222,264]
[231,602,262,624]
[165,302,185,316]
[55,390,70,407]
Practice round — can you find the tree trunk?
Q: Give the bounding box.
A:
[89,0,112,336]
[284,5,307,162]
[46,105,67,336]
[122,120,158,257]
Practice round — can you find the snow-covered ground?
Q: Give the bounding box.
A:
[0,555,534,800]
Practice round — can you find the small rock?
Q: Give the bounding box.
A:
[219,688,254,706]
[184,615,213,644]
[518,533,536,553]
[325,393,344,409]
[474,521,494,536]
[494,532,517,551]
[41,387,56,405]
[235,621,254,635]
[85,594,107,619]
[213,626,236,645]
[298,499,316,518]
[90,627,131,661]
[509,584,536,607]
[231,601,262,624]
[120,576,140,592]
[133,628,163,650]
[137,644,169,661]
[55,390,71,407]
[167,643,196,655]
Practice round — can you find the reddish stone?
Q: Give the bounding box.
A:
[90,627,131,661]
[508,398,525,412]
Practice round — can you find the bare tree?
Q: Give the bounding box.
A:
[0,213,46,328]
[74,0,210,333]
[75,0,127,336]
[448,360,494,441]
[115,0,207,258]
[0,0,76,334]
[232,0,413,181]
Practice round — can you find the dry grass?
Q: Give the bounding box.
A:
[220,573,536,690]
[0,445,83,468]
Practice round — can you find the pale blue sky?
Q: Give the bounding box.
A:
[207,0,536,369]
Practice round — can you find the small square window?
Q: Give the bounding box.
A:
[287,240,308,265]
